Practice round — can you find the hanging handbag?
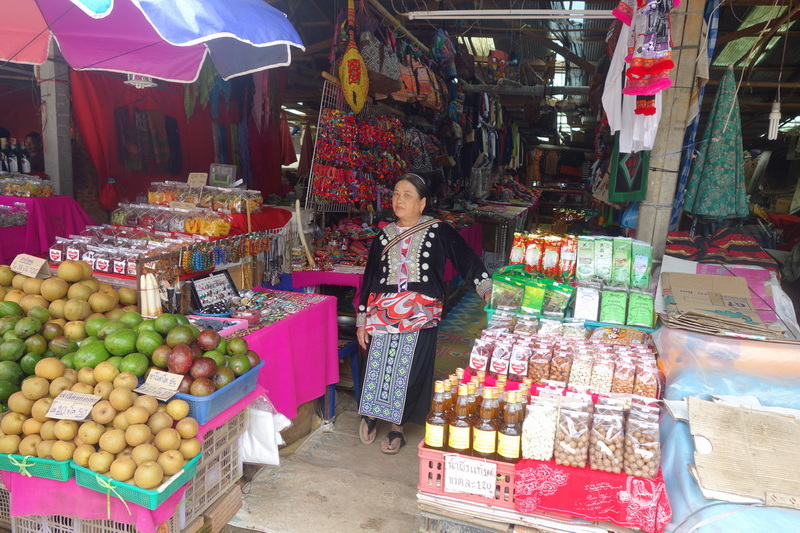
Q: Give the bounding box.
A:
[359,31,401,94]
[392,54,420,102]
[455,43,475,79]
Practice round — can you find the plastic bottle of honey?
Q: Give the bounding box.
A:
[442,379,455,423]
[472,387,498,460]
[497,391,524,463]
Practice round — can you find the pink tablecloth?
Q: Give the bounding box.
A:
[245,294,339,419]
[291,224,484,305]
[0,196,95,264]
[1,469,184,533]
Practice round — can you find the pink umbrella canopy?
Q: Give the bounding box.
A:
[0,0,305,82]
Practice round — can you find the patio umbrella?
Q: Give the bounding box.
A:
[0,0,304,82]
[682,67,749,219]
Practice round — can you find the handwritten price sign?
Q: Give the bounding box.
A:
[444,455,498,498]
[47,391,102,421]
[135,369,182,401]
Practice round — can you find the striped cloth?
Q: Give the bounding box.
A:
[665,228,779,273]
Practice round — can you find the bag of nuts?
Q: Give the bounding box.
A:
[554,408,591,468]
[633,361,659,398]
[623,418,660,479]
[528,348,551,384]
[589,412,625,473]
[610,354,635,394]
[589,354,615,394]
[549,350,573,382]
[522,396,559,461]
[569,352,594,389]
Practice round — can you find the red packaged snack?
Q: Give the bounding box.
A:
[510,232,527,265]
[524,234,545,273]
[541,236,563,279]
[468,339,494,374]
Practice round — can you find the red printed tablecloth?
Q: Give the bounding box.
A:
[515,459,671,533]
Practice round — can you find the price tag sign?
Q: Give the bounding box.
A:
[46,391,102,421]
[169,201,196,210]
[444,455,497,498]
[135,369,183,401]
[187,172,208,187]
[10,254,51,279]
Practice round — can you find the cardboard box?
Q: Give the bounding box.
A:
[775,196,793,214]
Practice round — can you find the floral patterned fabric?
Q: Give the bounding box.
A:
[682,68,749,219]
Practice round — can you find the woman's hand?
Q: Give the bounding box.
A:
[357,326,370,351]
[482,289,491,304]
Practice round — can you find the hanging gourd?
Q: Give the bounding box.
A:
[338,0,369,113]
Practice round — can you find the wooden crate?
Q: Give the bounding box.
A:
[204,485,242,533]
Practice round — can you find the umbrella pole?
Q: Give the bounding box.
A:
[635,0,706,259]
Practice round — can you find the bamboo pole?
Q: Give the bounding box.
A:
[366,0,430,54]
[635,0,706,259]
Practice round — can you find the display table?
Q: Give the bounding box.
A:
[654,327,800,531]
[0,196,95,264]
[291,224,484,305]
[244,292,339,419]
[228,206,293,236]
[0,383,260,533]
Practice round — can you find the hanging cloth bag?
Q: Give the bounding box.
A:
[356,1,401,95]
[339,0,369,113]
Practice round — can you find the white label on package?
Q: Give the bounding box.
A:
[444,455,497,498]
[134,369,183,401]
[47,391,102,421]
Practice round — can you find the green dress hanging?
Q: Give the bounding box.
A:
[683,67,749,219]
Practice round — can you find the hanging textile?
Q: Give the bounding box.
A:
[296,124,314,178]
[669,0,720,230]
[602,21,661,152]
[682,68,748,219]
[280,111,297,166]
[252,70,269,133]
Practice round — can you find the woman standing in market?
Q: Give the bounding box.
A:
[356,173,491,454]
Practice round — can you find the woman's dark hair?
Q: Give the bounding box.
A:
[25,132,42,146]
[395,173,434,214]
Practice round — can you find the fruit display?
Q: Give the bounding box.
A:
[0,357,201,490]
[0,261,260,413]
[145,182,263,214]
[1,176,54,198]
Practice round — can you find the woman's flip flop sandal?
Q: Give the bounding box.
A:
[381,431,406,455]
[359,416,377,445]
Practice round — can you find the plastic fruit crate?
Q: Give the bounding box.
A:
[198,408,248,459]
[0,453,73,481]
[417,441,516,510]
[71,452,201,510]
[0,484,10,530]
[181,435,244,527]
[174,361,263,424]
[10,506,180,533]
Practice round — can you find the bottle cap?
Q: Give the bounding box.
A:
[433,380,444,393]
[457,384,468,395]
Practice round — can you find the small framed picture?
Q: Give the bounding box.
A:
[190,269,238,308]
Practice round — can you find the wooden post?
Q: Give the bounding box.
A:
[635,0,706,259]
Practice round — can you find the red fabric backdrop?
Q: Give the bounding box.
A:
[70,71,283,204]
[0,85,41,143]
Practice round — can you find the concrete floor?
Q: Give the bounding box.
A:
[223,394,424,533]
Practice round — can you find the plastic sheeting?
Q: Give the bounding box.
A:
[655,327,800,531]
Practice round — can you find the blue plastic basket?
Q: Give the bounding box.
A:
[174,361,263,424]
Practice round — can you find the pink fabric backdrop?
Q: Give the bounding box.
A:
[244,293,339,418]
[0,196,95,264]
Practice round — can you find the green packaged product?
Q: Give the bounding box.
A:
[520,277,548,315]
[631,240,653,290]
[576,236,595,281]
[599,290,628,325]
[541,279,575,317]
[626,291,655,328]
[490,273,525,311]
[594,237,613,283]
[612,238,632,287]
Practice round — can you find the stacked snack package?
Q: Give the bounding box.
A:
[510,232,578,283]
[572,236,655,329]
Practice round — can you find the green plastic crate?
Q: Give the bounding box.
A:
[0,453,74,481]
[72,452,201,510]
